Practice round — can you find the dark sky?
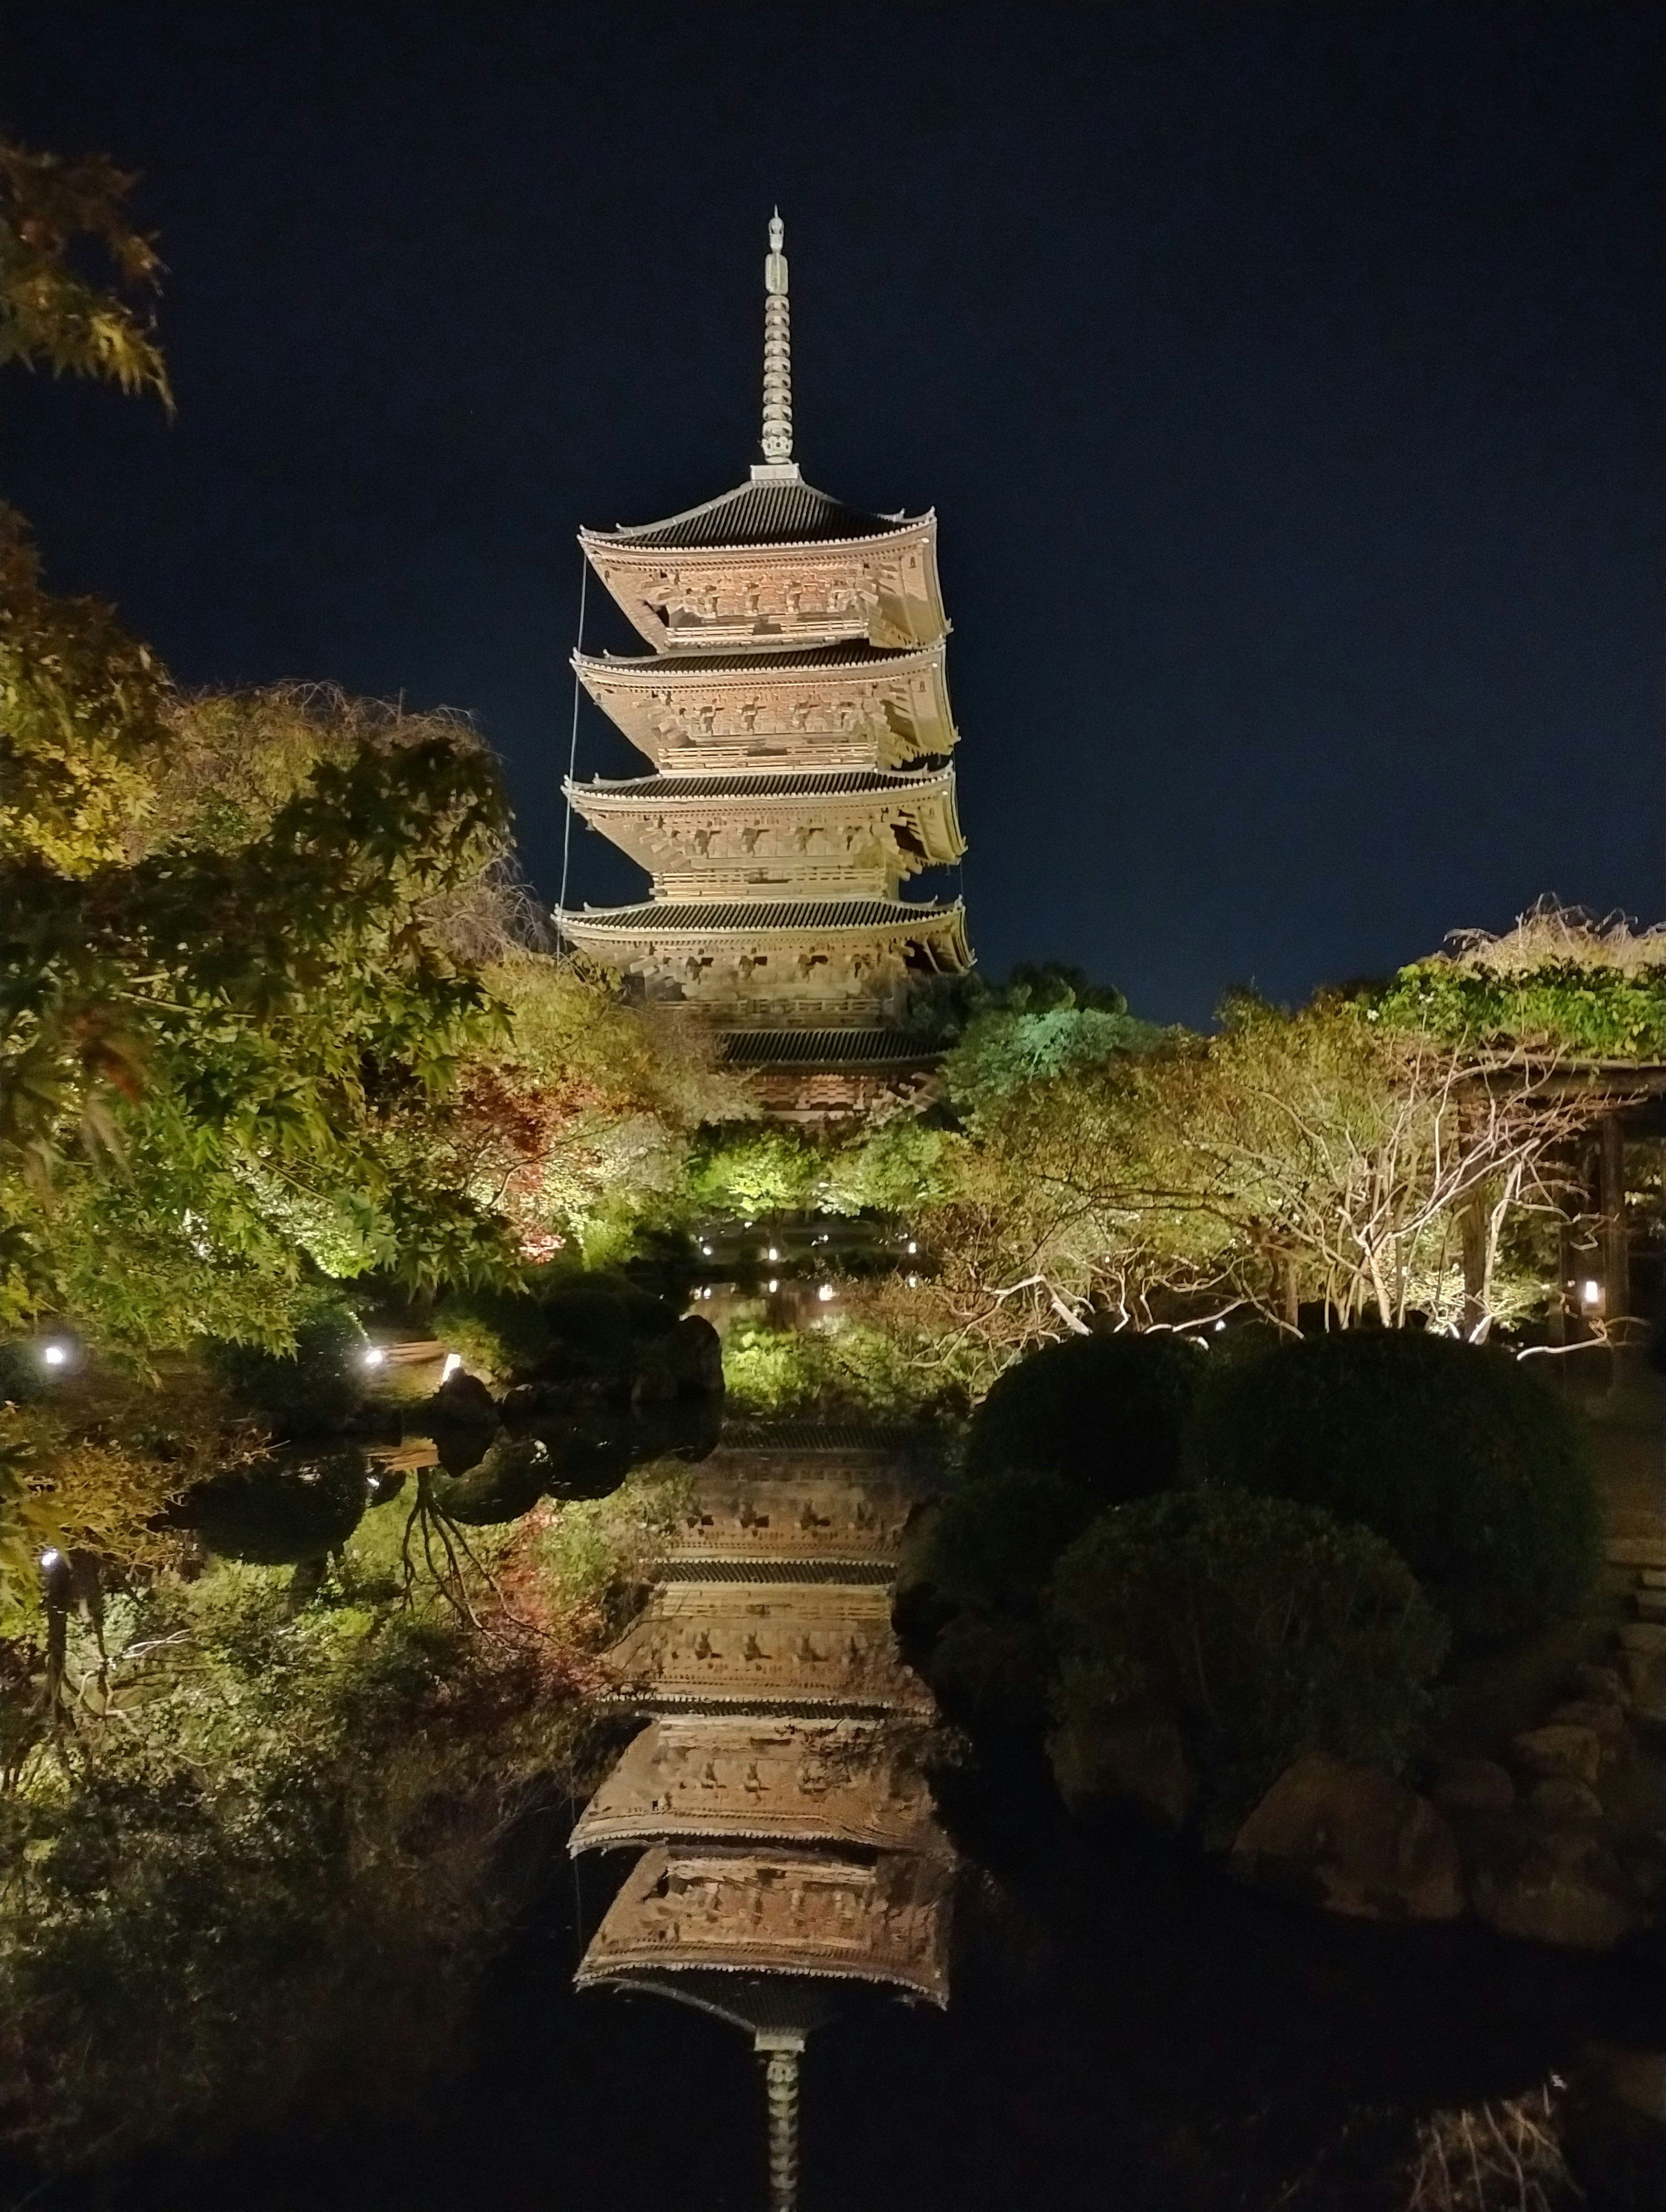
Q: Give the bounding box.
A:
[10,3,1663,1024]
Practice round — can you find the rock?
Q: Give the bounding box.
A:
[500,1381,556,1419]
[1530,1776,1604,1823]
[1618,1622,1666,1656]
[1430,1757,1515,1815]
[1625,1651,1666,1731]
[427,1369,500,1427]
[1511,1724,1602,1786]
[1049,1702,1197,1836]
[1469,1824,1645,1950]
[1573,1663,1627,1705]
[1231,1753,1464,1923]
[1562,2046,1666,2209]
[1547,1698,1626,1742]
[633,1313,725,1403]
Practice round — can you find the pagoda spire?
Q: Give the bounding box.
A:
[755,209,797,479]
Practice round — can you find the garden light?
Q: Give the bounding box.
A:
[39,1548,62,1571]
[767,1279,779,1293]
[361,1345,386,1370]
[1581,1279,1601,1308]
[817,1283,835,1302]
[766,1247,780,1263]
[40,1341,70,1369]
[441,1351,463,1380]
[905,1240,918,1255]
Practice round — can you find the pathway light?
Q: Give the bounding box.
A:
[767,1279,779,1293]
[817,1283,835,1302]
[361,1345,386,1370]
[441,1351,464,1380]
[1581,1279,1601,1308]
[40,1341,70,1369]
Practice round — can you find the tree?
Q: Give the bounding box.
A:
[0,140,170,403]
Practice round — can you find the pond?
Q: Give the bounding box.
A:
[72,1410,1666,2212]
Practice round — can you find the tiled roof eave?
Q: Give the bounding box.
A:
[557,898,968,939]
[567,766,956,803]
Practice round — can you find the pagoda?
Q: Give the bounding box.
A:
[557,216,971,1116]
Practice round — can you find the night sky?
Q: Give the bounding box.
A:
[10,4,1663,1024]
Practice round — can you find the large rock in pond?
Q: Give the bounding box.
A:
[1231,1753,1465,1923]
[632,1314,724,1403]
[1049,1702,1197,1836]
[1511,1724,1602,1786]
[425,1368,500,1428]
[1468,1823,1646,1950]
[1430,1757,1515,1816]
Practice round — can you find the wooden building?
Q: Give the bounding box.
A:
[558,215,971,1120]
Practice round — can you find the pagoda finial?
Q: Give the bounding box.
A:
[756,208,797,478]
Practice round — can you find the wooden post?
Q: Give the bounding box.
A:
[1598,1112,1631,1323]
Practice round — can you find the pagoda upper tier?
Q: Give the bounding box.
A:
[579,479,945,657]
[572,640,956,772]
[563,764,963,902]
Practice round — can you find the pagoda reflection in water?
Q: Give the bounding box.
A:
[571,1424,954,2212]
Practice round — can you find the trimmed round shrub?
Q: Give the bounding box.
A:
[169,1446,368,1563]
[966,1330,1204,1503]
[1050,1490,1449,1833]
[433,1288,553,1381]
[1187,1331,1603,1639]
[209,1297,368,1436]
[895,1469,1104,1733]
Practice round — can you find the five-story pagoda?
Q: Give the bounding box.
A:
[557,216,971,1115]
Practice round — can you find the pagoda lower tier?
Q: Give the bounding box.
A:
[555,896,970,1027]
[572,640,956,772]
[563,765,963,903]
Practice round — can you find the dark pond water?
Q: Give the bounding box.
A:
[24,1410,1666,2211]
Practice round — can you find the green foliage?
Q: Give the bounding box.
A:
[721,1316,952,1420]
[687,1122,820,1216]
[965,1330,1204,1502]
[1189,1331,1603,1639]
[0,139,171,404]
[819,1115,961,1217]
[1050,1490,1449,1832]
[3,693,520,1360]
[945,999,1162,1118]
[0,1474,673,2169]
[1371,956,1666,1060]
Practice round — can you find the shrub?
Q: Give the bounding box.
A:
[1049,1490,1449,1832]
[208,1293,368,1435]
[433,1286,553,1379]
[1187,1330,1603,1638]
[897,1468,1102,1733]
[965,1330,1204,1502]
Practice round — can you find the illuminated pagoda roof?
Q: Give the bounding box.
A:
[583,475,923,551]
[560,895,967,942]
[569,1716,942,1858]
[571,638,958,771]
[575,1843,951,2004]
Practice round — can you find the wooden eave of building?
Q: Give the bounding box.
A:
[719,1028,941,1074]
[574,1842,952,2004]
[603,1580,934,1716]
[581,475,922,551]
[579,498,945,655]
[571,639,958,767]
[563,766,965,873]
[661,1462,922,1567]
[568,1716,943,1859]
[556,895,971,969]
